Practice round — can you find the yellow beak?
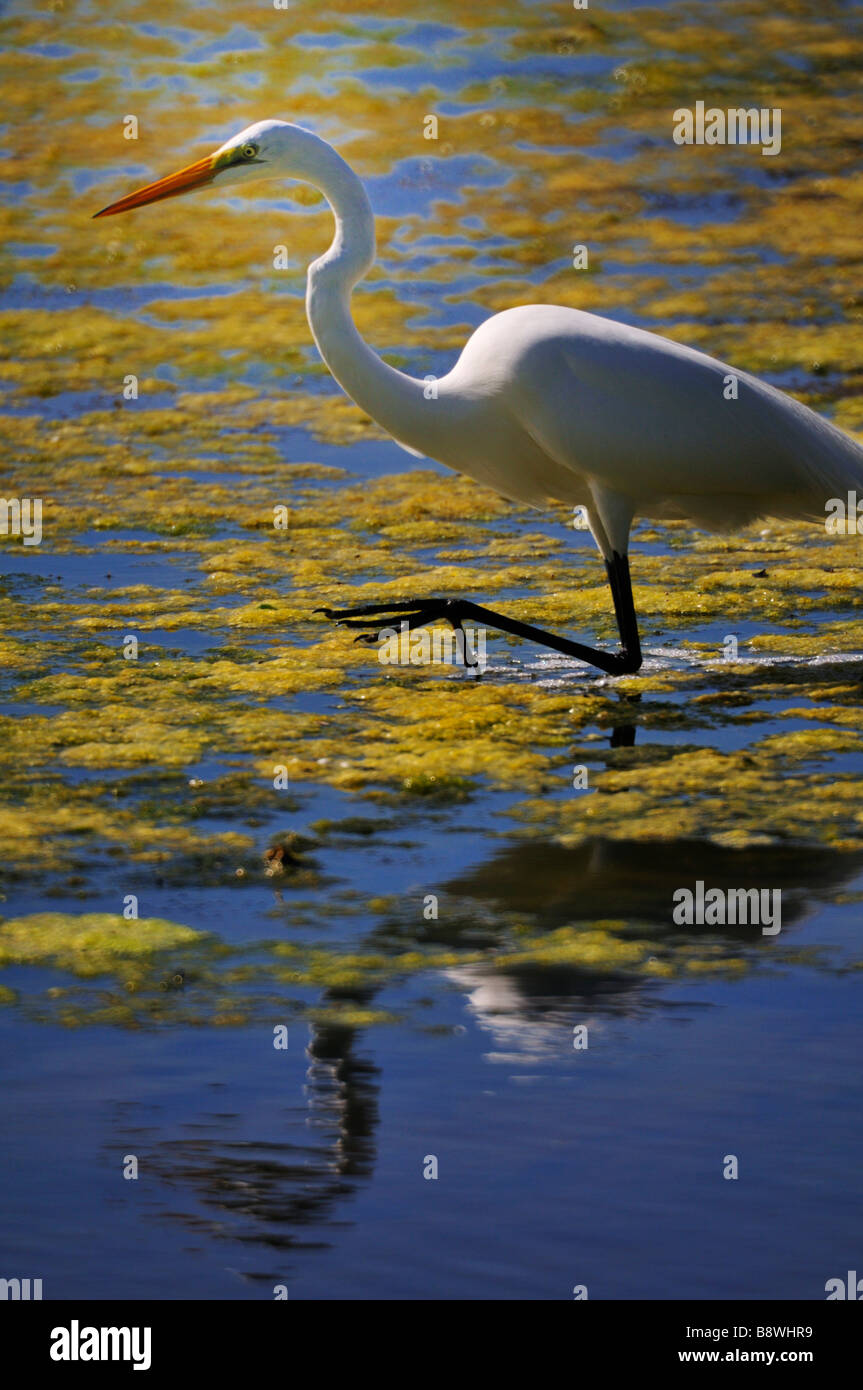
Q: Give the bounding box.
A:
[93,153,219,218]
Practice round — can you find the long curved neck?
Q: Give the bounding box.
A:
[294,131,433,448]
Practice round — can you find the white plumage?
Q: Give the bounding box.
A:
[95,120,863,673]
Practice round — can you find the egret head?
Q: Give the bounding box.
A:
[93,119,304,218]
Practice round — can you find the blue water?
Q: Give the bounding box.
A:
[2,850,861,1300]
[4,0,863,1304]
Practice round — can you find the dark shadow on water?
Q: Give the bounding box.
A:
[436,836,863,1052]
[136,1002,379,1268]
[127,836,863,1267]
[444,836,863,933]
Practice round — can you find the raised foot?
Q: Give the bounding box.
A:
[315,597,480,665]
[316,595,641,677]
[317,597,466,636]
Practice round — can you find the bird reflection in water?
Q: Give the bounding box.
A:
[441,837,863,1056]
[143,999,379,1270]
[141,835,863,1263]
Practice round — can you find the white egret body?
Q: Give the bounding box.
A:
[95,120,863,674]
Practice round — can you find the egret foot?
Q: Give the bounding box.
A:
[316,598,480,667]
[317,553,643,677]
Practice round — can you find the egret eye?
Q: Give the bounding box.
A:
[241,143,258,160]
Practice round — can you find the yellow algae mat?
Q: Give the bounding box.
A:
[2,0,863,1027]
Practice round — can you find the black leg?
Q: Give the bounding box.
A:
[317,551,643,677]
[604,551,642,673]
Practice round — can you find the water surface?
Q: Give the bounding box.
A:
[1,0,862,1300]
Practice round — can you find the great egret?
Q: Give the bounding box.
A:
[95,120,863,675]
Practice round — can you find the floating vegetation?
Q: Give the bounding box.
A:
[0,911,205,975]
[0,899,817,1029]
[2,0,863,1029]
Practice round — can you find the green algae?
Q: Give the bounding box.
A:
[0,912,207,977]
[0,864,847,1030]
[513,739,863,852]
[3,0,863,1031]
